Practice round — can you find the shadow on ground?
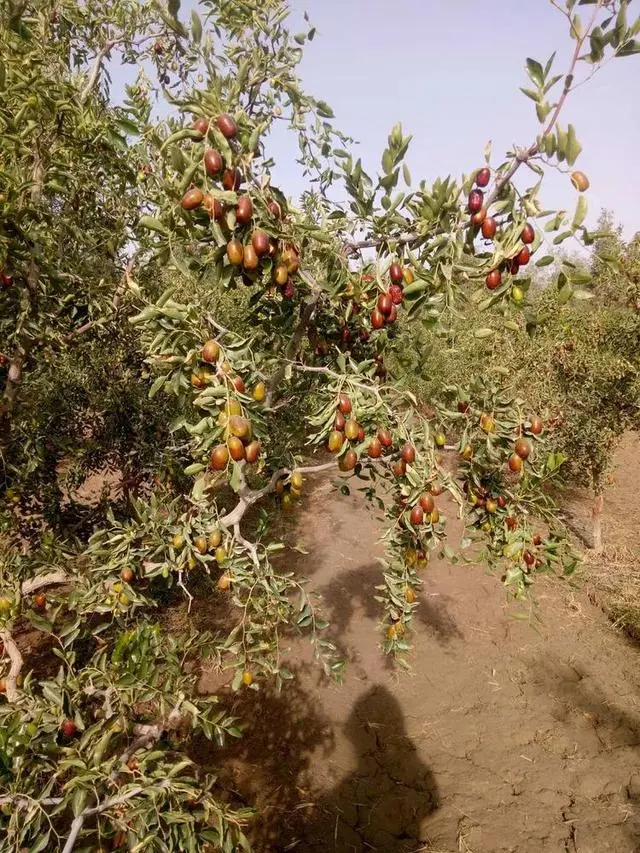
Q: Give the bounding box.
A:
[285,684,439,852]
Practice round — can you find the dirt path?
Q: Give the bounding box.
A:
[205,442,640,853]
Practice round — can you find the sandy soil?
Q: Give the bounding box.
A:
[200,436,640,853]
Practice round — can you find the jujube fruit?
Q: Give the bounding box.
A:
[468,189,484,213]
[475,167,491,188]
[371,309,385,330]
[508,453,523,473]
[210,445,230,470]
[243,244,259,271]
[236,195,253,224]
[486,269,501,290]
[338,394,352,415]
[223,168,242,191]
[216,113,238,138]
[389,262,403,283]
[181,188,203,210]
[521,223,535,244]
[481,217,497,240]
[401,444,415,464]
[227,239,244,265]
[227,435,245,461]
[328,431,344,452]
[368,438,382,458]
[339,449,358,471]
[203,148,223,176]
[252,229,270,257]
[192,117,209,137]
[245,440,261,464]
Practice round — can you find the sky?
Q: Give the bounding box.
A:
[111,0,640,240]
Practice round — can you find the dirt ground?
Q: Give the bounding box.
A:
[200,436,640,853]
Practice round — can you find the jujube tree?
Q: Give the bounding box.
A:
[1,0,639,850]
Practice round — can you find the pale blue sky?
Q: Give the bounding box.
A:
[111,1,640,239]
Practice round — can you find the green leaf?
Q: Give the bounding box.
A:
[520,87,540,102]
[402,163,411,187]
[315,100,334,119]
[191,10,202,42]
[138,216,169,236]
[565,124,582,166]
[192,476,206,502]
[148,376,166,399]
[229,463,243,493]
[184,463,205,476]
[160,127,202,152]
[526,57,544,87]
[572,288,594,300]
[572,195,588,230]
[535,255,554,267]
[474,328,495,339]
[116,117,140,136]
[617,39,640,56]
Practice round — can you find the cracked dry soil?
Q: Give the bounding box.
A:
[202,437,640,853]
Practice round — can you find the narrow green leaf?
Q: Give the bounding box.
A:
[572,195,588,229]
[191,10,202,42]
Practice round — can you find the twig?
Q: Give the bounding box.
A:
[289,361,393,410]
[79,40,116,104]
[177,569,193,613]
[0,629,23,702]
[0,572,71,702]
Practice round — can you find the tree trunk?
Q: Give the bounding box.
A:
[591,491,604,552]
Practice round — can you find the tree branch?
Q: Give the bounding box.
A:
[265,280,322,407]
[484,0,604,209]
[79,41,116,104]
[0,572,70,702]
[115,697,186,772]
[0,629,23,702]
[219,461,336,529]
[21,570,69,596]
[62,781,171,853]
[345,1,604,257]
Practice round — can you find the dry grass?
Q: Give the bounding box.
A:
[585,544,640,640]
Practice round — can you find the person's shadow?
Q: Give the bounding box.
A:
[292,685,440,852]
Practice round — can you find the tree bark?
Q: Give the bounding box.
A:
[591,491,604,553]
